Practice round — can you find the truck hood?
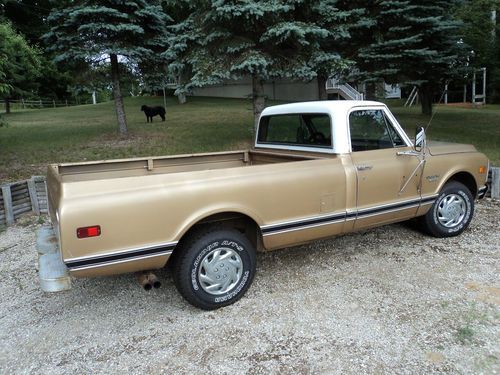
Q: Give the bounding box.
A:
[427,141,477,156]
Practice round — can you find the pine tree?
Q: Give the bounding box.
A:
[44,1,171,135]
[167,0,341,130]
[161,0,200,104]
[348,1,467,114]
[308,1,365,99]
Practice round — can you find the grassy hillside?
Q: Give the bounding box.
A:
[0,96,498,183]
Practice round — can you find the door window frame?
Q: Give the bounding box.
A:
[346,106,412,152]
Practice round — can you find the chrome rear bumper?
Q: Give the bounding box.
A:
[36,226,71,292]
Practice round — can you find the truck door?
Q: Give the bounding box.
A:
[348,107,421,230]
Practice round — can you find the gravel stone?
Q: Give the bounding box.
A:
[0,200,498,374]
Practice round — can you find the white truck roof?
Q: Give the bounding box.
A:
[261,100,385,117]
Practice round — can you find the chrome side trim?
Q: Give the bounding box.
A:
[261,195,439,236]
[67,251,173,272]
[262,218,345,237]
[261,210,346,230]
[65,241,177,270]
[65,241,178,263]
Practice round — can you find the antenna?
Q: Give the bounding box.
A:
[425,80,450,132]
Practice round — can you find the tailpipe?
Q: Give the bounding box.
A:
[136,272,161,291]
[148,273,161,289]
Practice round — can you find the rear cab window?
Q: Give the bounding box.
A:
[257,113,332,150]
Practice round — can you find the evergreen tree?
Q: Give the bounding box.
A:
[308,1,365,99]
[0,22,41,113]
[44,1,171,135]
[161,0,199,104]
[348,1,467,114]
[167,0,339,130]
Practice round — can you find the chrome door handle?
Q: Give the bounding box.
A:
[356,165,373,171]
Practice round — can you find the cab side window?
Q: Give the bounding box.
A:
[349,109,405,151]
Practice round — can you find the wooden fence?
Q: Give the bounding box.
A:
[1,98,89,112]
[0,169,498,229]
[0,176,47,228]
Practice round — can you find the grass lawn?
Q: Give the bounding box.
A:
[0,96,499,183]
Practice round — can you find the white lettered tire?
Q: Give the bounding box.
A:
[173,228,256,310]
[419,181,474,237]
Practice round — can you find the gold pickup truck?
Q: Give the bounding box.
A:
[39,101,489,310]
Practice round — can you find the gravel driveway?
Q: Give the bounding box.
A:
[0,199,498,374]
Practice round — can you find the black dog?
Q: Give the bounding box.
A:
[141,105,166,122]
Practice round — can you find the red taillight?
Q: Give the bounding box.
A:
[77,225,101,239]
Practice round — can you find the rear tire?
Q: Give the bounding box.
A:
[419,181,474,237]
[173,228,256,310]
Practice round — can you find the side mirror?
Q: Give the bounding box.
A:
[415,126,426,152]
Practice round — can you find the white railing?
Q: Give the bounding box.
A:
[404,86,418,107]
[165,77,179,88]
[326,78,364,100]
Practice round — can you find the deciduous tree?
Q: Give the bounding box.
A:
[456,0,500,102]
[0,22,41,114]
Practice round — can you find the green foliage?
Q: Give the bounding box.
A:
[355,1,467,84]
[342,1,468,113]
[1,1,76,100]
[0,22,41,99]
[184,1,330,86]
[44,0,171,63]
[456,0,500,102]
[308,1,365,79]
[1,0,52,46]
[165,1,354,86]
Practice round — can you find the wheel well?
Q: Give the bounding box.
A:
[168,212,262,267]
[446,172,477,197]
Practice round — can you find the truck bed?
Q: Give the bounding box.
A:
[51,150,318,182]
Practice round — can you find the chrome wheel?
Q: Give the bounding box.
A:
[437,193,467,228]
[198,247,243,295]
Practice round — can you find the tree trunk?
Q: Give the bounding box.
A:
[252,75,266,133]
[364,82,376,100]
[177,92,187,104]
[110,54,128,135]
[419,83,433,115]
[177,67,191,104]
[4,98,11,114]
[317,75,327,100]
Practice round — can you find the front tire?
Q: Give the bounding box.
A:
[173,228,256,310]
[419,181,474,237]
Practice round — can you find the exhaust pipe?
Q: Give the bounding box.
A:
[136,272,152,291]
[136,272,161,290]
[148,273,161,289]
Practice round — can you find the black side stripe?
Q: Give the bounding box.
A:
[261,212,346,234]
[65,243,176,269]
[356,198,421,217]
[262,196,437,235]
